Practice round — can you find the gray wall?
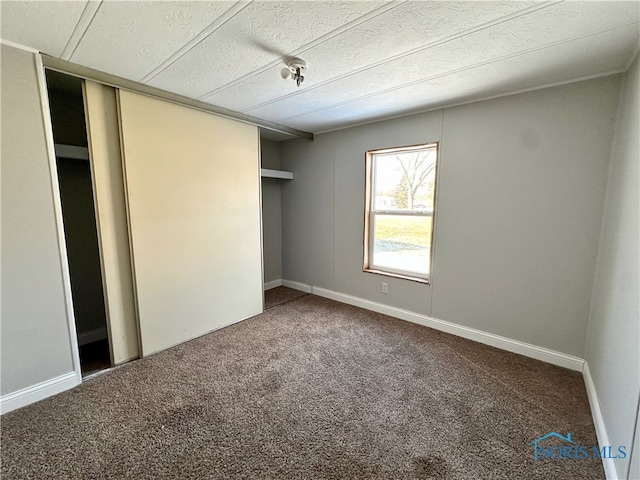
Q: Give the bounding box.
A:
[1,45,75,395]
[280,75,621,357]
[261,139,282,283]
[585,53,639,480]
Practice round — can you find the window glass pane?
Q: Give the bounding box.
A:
[373,149,437,211]
[372,215,431,275]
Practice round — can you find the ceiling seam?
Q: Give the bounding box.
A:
[276,21,639,124]
[196,0,406,101]
[139,0,253,84]
[239,0,564,114]
[61,0,103,61]
[314,68,626,136]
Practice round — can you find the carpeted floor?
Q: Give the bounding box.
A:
[1,294,603,479]
[264,286,307,310]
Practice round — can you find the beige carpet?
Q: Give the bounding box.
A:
[1,295,603,479]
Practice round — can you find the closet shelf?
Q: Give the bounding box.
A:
[261,168,293,180]
[55,143,89,160]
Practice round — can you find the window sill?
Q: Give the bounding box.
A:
[363,268,430,285]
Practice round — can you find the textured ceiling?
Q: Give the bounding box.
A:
[2,1,639,136]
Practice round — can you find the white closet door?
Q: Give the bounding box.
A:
[83,81,139,365]
[118,90,263,356]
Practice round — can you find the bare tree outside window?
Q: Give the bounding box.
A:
[393,150,437,209]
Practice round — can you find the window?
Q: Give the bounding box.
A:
[364,143,438,283]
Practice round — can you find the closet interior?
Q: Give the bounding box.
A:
[260,134,293,290]
[45,71,110,376]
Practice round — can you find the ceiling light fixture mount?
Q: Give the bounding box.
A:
[281,58,307,87]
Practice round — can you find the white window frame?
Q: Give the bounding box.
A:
[363,143,439,284]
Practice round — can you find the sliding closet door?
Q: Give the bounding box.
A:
[83,81,139,365]
[118,90,263,356]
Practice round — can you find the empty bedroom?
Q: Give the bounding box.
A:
[1,1,638,479]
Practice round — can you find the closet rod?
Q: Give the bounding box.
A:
[41,54,313,141]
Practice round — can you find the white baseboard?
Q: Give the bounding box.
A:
[1,371,80,415]
[282,280,312,293]
[583,362,618,480]
[264,279,283,291]
[77,327,108,346]
[311,287,585,372]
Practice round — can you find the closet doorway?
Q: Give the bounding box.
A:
[44,67,261,367]
[45,72,140,376]
[46,71,110,376]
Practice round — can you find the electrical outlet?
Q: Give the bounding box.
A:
[382,282,388,294]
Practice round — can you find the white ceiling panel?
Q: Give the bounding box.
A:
[286,25,639,133]
[0,0,87,57]
[202,1,544,111]
[1,1,638,135]
[146,1,387,98]
[245,1,639,124]
[71,1,233,81]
